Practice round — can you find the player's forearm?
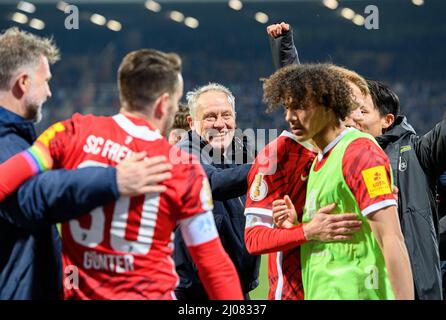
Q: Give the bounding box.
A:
[180,211,243,299]
[245,225,306,255]
[0,142,53,202]
[269,28,299,70]
[368,207,414,299]
[381,234,414,300]
[203,164,250,200]
[0,167,119,230]
[188,238,244,300]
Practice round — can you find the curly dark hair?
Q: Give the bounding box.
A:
[172,102,190,130]
[262,63,359,122]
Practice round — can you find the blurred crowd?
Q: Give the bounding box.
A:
[37,50,445,137]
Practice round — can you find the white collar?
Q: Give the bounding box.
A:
[317,127,354,161]
[280,130,317,153]
[112,114,162,141]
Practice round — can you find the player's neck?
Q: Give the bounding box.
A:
[120,108,161,130]
[312,124,347,151]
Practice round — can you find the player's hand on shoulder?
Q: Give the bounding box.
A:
[267,22,290,38]
[116,151,172,196]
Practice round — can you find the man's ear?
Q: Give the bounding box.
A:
[187,115,194,130]
[12,73,29,98]
[382,113,395,130]
[153,93,170,119]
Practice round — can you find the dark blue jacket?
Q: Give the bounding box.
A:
[0,107,120,300]
[174,131,260,294]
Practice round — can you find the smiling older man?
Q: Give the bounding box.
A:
[174,83,260,300]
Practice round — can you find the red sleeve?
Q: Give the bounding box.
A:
[244,225,307,255]
[0,119,75,202]
[245,139,287,218]
[174,153,213,220]
[244,138,308,254]
[187,238,244,300]
[342,138,396,216]
[41,116,78,167]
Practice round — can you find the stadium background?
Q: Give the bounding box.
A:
[0,0,445,299]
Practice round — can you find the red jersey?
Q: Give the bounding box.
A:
[42,113,213,300]
[314,129,396,216]
[244,131,317,300]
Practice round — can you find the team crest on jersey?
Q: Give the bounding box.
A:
[361,165,392,198]
[249,173,268,202]
[200,178,213,211]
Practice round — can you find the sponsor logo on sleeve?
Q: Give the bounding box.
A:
[249,173,268,201]
[361,165,392,198]
[198,215,214,234]
[246,215,261,228]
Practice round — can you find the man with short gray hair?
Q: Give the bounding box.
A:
[174,83,260,300]
[186,83,237,154]
[0,27,60,122]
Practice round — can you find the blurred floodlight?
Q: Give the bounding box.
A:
[352,14,365,26]
[341,8,355,20]
[145,0,161,13]
[228,0,243,11]
[90,13,106,26]
[322,0,338,10]
[11,12,28,24]
[57,1,69,12]
[169,11,184,23]
[107,20,122,32]
[255,12,269,24]
[17,1,36,14]
[412,0,424,6]
[29,18,45,30]
[184,17,199,29]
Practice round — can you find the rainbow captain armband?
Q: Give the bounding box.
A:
[0,141,53,202]
[0,122,64,201]
[22,141,54,174]
[19,120,65,174]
